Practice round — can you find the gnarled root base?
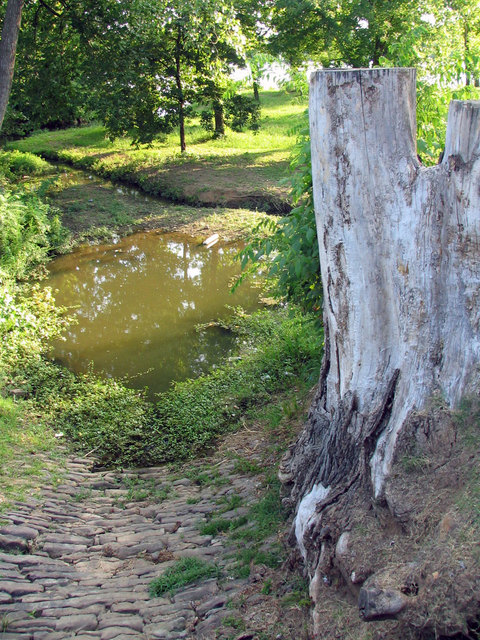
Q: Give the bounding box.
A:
[281,396,480,639]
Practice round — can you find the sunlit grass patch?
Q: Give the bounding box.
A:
[149,557,221,597]
[8,91,307,210]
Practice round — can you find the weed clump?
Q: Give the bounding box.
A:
[149,557,221,597]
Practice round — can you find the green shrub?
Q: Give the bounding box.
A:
[0,282,70,377]
[0,150,51,180]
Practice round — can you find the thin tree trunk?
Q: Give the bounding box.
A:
[280,68,480,634]
[213,100,225,137]
[253,80,260,102]
[0,0,24,131]
[174,27,186,153]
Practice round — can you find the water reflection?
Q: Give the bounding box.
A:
[46,231,260,398]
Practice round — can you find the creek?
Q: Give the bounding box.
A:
[45,230,261,399]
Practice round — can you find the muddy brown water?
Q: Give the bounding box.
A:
[45,230,261,398]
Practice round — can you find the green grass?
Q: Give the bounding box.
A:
[149,557,221,597]
[215,494,243,512]
[231,456,262,475]
[200,515,248,537]
[115,475,171,507]
[8,92,307,212]
[0,396,65,511]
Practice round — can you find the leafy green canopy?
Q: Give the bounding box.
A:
[80,0,249,146]
[380,0,480,163]
[3,0,90,137]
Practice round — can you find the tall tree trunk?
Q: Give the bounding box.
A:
[279,68,480,633]
[213,100,225,137]
[253,80,260,102]
[175,28,186,153]
[0,0,24,131]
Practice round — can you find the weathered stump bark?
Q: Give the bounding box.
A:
[280,68,480,624]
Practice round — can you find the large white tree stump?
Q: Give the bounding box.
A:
[280,68,480,623]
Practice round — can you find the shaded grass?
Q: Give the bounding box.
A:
[41,166,277,244]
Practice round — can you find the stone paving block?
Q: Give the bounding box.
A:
[0,591,13,603]
[143,616,187,638]
[97,613,143,631]
[42,533,91,545]
[8,616,57,630]
[195,594,228,618]
[111,600,146,614]
[41,543,88,558]
[101,633,142,640]
[55,613,98,632]
[0,553,57,567]
[0,536,28,553]
[0,525,39,540]
[0,580,44,597]
[41,604,104,618]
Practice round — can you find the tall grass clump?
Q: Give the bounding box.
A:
[149,557,221,597]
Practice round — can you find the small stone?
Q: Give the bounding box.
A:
[358,586,409,620]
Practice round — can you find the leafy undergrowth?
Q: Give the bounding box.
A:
[7,91,307,212]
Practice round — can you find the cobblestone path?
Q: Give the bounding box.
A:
[0,448,309,640]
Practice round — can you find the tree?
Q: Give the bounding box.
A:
[380,0,480,162]
[267,0,424,68]
[86,0,247,149]
[5,0,90,134]
[280,68,480,636]
[0,0,24,131]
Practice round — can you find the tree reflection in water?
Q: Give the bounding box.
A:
[45,231,261,398]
